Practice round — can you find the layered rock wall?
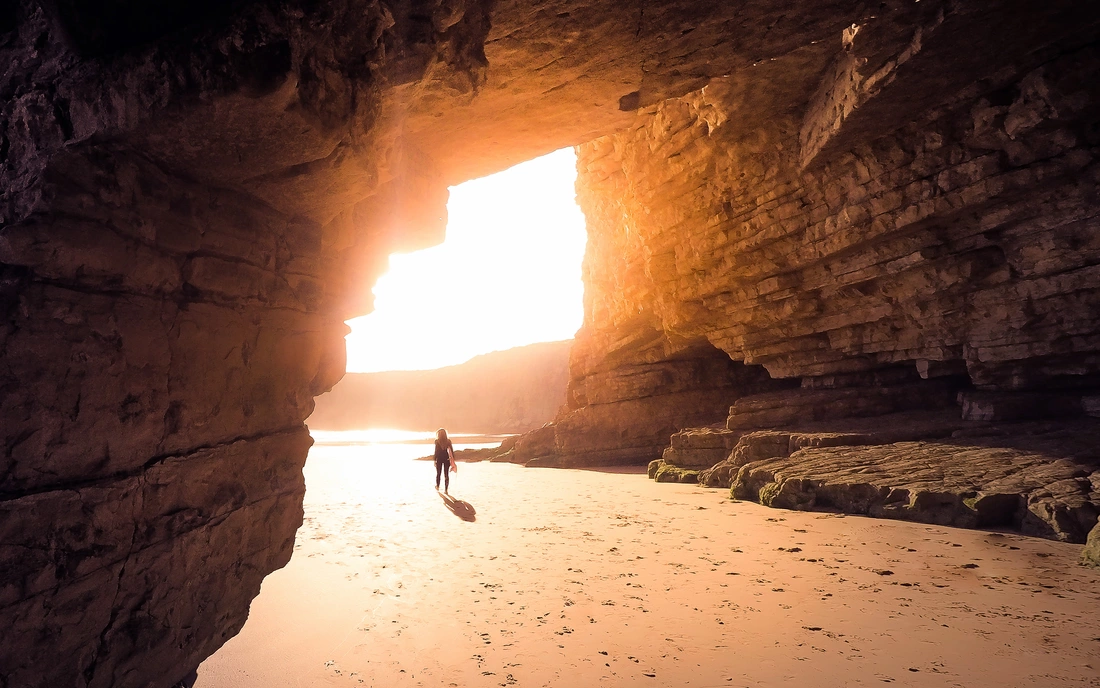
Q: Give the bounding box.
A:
[2,0,880,681]
[0,3,399,683]
[0,144,342,686]
[577,40,1100,392]
[551,5,1100,472]
[526,3,1100,549]
[5,0,1100,682]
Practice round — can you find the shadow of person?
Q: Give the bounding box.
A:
[440,493,477,522]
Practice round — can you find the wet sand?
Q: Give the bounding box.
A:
[197,444,1100,687]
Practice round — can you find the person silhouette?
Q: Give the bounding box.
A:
[433,428,455,493]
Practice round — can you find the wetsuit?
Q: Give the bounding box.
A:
[434,438,453,491]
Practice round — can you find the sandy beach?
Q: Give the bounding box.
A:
[197,439,1100,688]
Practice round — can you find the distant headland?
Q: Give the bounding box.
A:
[308,340,572,433]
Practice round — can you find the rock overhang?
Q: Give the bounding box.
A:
[5,0,1100,685]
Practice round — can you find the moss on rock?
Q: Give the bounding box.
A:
[653,463,700,483]
[1082,522,1100,567]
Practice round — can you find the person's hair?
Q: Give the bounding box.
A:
[437,428,448,441]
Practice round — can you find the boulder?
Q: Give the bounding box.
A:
[1081,522,1100,567]
[653,463,701,484]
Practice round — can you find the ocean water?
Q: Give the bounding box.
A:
[307,428,510,448]
[301,428,508,505]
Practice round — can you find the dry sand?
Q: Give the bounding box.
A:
[197,444,1100,688]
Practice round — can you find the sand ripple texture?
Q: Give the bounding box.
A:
[197,444,1100,688]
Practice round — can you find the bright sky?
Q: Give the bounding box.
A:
[345,148,587,373]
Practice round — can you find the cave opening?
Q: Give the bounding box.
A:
[344,147,587,375]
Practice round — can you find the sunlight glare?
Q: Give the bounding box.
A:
[310,428,510,446]
[345,148,586,373]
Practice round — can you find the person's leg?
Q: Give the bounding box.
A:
[435,460,442,489]
[443,462,450,492]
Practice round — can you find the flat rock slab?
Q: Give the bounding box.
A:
[696,410,972,487]
[731,420,1100,543]
[658,425,740,468]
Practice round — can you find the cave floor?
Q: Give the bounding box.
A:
[197,443,1100,688]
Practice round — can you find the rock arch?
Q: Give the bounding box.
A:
[3,0,1100,684]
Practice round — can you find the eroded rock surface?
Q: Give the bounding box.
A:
[514,3,1100,476]
[669,412,1100,544]
[501,3,1100,558]
[1083,522,1100,567]
[0,142,337,687]
[573,18,1100,390]
[4,0,1100,682]
[0,0,916,682]
[661,426,741,469]
[730,421,1100,543]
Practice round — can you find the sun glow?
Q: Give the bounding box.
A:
[345,148,587,373]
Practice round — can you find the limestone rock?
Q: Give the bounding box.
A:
[699,461,740,489]
[647,459,663,479]
[0,430,311,687]
[726,382,960,431]
[959,391,1086,422]
[652,463,701,484]
[1082,522,1100,567]
[513,425,558,465]
[661,426,741,468]
[525,455,564,469]
[488,449,518,463]
[543,335,795,467]
[689,410,969,488]
[574,14,1100,395]
[729,420,1100,542]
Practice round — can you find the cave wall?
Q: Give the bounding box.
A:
[2,0,877,683]
[4,0,1100,683]
[587,51,1100,387]
[0,3,425,685]
[0,144,341,685]
[551,2,1100,467]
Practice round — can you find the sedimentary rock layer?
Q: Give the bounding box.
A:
[513,3,1100,476]
[545,338,795,466]
[643,412,1100,544]
[730,420,1100,543]
[512,3,1100,550]
[5,0,1100,683]
[1,430,310,687]
[0,142,337,686]
[575,20,1100,390]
